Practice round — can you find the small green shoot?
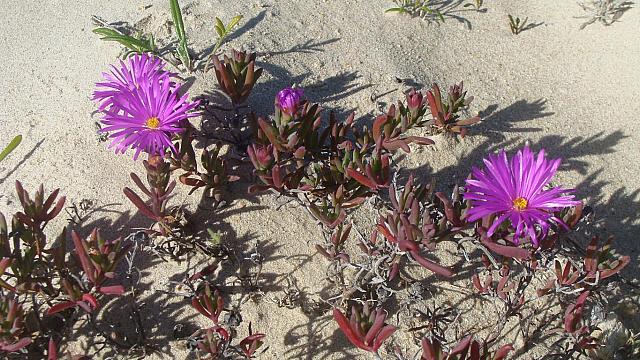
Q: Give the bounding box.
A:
[203,15,243,72]
[170,0,191,71]
[92,16,157,57]
[508,14,528,35]
[0,135,22,163]
[386,0,445,23]
[207,228,222,247]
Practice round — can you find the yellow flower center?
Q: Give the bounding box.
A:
[145,117,160,129]
[512,197,528,211]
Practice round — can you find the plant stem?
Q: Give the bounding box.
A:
[203,39,224,73]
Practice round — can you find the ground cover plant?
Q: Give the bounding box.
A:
[577,0,633,29]
[0,1,638,359]
[385,0,487,27]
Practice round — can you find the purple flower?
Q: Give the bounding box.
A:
[464,146,581,246]
[94,54,199,159]
[93,54,174,112]
[277,87,304,115]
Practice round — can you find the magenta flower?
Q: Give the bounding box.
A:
[93,53,173,112]
[464,146,581,246]
[277,87,304,115]
[94,54,198,159]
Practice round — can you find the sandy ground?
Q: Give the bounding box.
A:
[0,0,639,359]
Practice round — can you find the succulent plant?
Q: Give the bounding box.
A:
[333,305,396,355]
[0,295,31,353]
[421,335,513,360]
[426,82,480,137]
[212,50,263,106]
[123,155,177,234]
[375,176,461,277]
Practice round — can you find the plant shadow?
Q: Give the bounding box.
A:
[64,178,288,357]
[0,138,45,186]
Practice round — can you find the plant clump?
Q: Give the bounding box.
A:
[0,1,635,358]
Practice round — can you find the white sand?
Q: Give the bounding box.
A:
[0,0,638,358]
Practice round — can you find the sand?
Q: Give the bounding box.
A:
[0,0,638,359]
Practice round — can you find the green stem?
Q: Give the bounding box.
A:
[203,38,224,73]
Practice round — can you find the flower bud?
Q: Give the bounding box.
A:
[276,87,304,116]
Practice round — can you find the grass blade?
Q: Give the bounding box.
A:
[93,27,156,55]
[0,135,21,163]
[170,0,191,69]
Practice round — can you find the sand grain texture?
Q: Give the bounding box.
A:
[0,0,639,359]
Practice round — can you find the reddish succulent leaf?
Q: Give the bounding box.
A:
[46,196,66,221]
[82,293,99,310]
[564,291,590,333]
[404,136,435,146]
[435,192,460,226]
[271,166,283,189]
[189,263,219,281]
[47,301,77,315]
[347,168,378,190]
[599,254,630,279]
[257,117,282,151]
[333,308,368,351]
[192,297,210,319]
[472,273,483,292]
[372,324,396,353]
[421,337,445,360]
[130,173,151,196]
[383,139,411,153]
[76,301,93,313]
[15,212,34,226]
[365,310,387,345]
[248,184,271,194]
[482,238,530,260]
[584,237,598,273]
[376,224,397,243]
[449,335,473,356]
[372,114,387,141]
[43,188,60,212]
[48,338,57,360]
[71,231,96,284]
[1,337,32,353]
[327,209,347,229]
[343,196,367,208]
[179,174,206,188]
[398,238,420,252]
[239,332,266,357]
[410,251,454,277]
[242,61,257,94]
[123,187,158,220]
[494,344,514,360]
[565,203,583,228]
[455,116,481,126]
[0,257,12,275]
[213,56,238,99]
[98,285,125,295]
